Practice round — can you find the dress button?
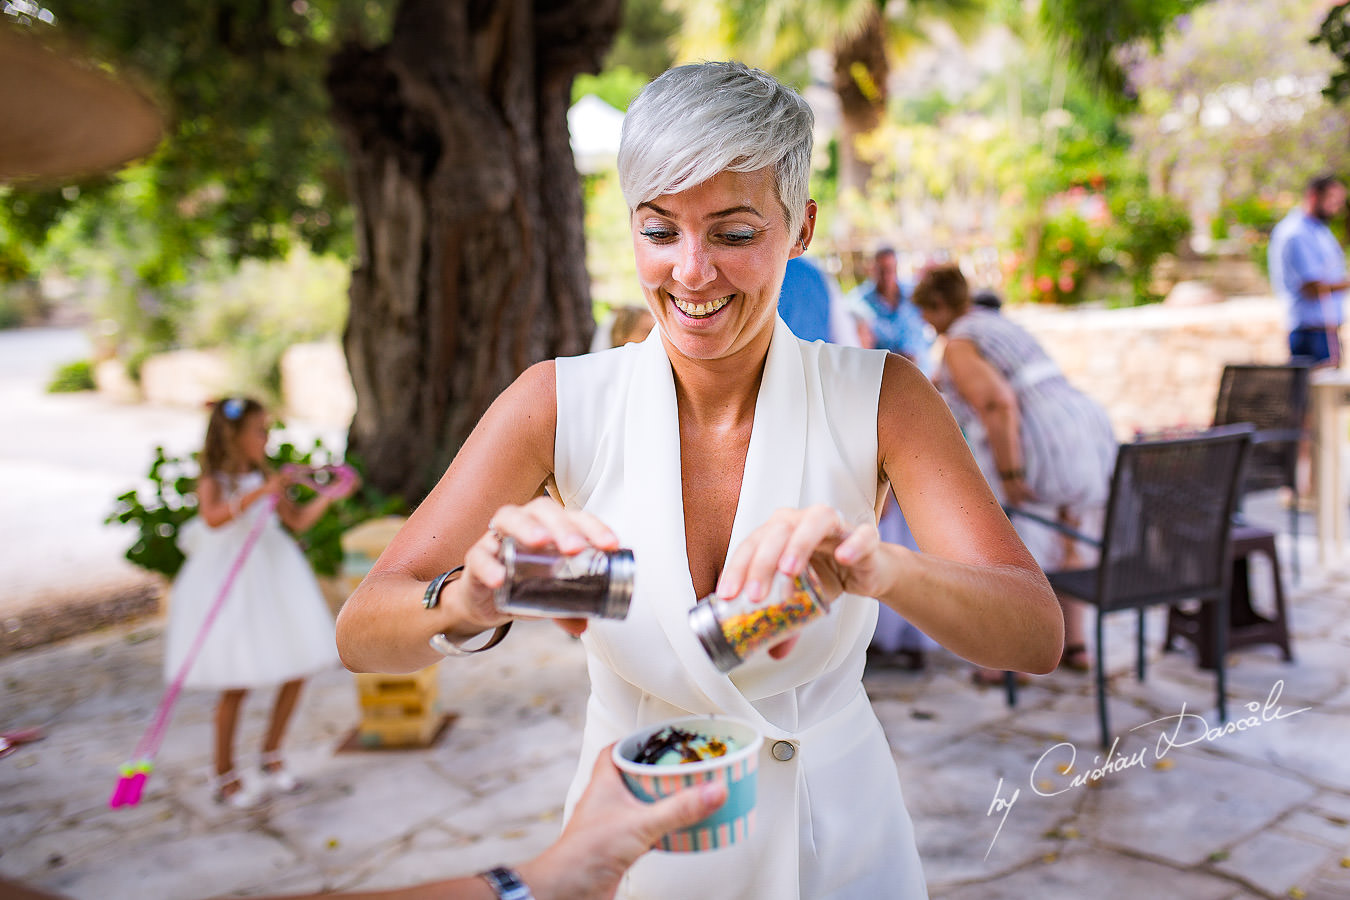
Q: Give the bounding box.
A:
[771,740,796,762]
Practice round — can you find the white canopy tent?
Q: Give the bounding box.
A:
[568,93,625,175]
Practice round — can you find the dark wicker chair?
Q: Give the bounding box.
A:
[1213,362,1310,577]
[1004,425,1254,748]
[1163,363,1308,669]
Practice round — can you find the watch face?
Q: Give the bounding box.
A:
[482,866,532,900]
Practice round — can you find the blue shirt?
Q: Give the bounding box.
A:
[847,280,933,374]
[777,257,833,343]
[1269,209,1346,329]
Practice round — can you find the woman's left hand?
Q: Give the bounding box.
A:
[1001,474,1034,507]
[716,505,898,657]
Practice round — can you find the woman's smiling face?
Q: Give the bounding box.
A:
[632,168,805,363]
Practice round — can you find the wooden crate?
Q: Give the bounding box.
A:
[353,665,440,748]
[355,713,442,748]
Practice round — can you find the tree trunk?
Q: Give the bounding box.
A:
[325,0,620,504]
[832,6,889,214]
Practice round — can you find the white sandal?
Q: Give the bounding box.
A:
[212,770,262,809]
[259,751,301,794]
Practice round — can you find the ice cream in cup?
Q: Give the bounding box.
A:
[613,715,763,852]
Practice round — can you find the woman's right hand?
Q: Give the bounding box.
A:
[446,496,621,637]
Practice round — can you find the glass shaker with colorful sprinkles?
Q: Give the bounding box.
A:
[688,567,830,672]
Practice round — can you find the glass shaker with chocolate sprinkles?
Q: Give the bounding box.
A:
[493,537,635,620]
[688,567,830,672]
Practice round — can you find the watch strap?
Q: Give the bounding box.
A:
[479,866,534,900]
[422,566,465,609]
[429,621,512,657]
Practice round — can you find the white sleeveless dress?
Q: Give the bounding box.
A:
[163,471,340,690]
[554,317,928,899]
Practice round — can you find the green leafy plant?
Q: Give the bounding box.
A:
[106,446,199,578]
[47,359,97,393]
[106,440,404,580]
[1107,190,1191,303]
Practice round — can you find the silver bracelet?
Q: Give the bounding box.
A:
[429,622,512,658]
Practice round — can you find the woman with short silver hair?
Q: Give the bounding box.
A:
[338,61,1061,899]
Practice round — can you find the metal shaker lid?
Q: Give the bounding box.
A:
[688,597,742,673]
[601,548,635,619]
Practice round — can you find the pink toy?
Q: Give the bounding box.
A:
[109,463,357,809]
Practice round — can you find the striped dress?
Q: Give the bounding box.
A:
[935,307,1118,569]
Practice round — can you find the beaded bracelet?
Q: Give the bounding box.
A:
[998,467,1025,482]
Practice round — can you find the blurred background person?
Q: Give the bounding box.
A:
[1269,173,1349,368]
[848,246,937,668]
[848,246,933,373]
[610,304,656,347]
[914,263,1117,682]
[778,253,863,346]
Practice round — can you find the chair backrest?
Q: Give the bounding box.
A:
[1096,424,1253,612]
[1212,363,1310,494]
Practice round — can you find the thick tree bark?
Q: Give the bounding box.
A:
[325,0,621,504]
[832,6,889,214]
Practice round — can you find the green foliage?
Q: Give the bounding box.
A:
[1008,177,1190,306]
[601,0,679,78]
[106,446,198,578]
[573,65,651,110]
[0,224,33,284]
[46,359,96,393]
[1126,0,1350,234]
[1,2,390,352]
[106,440,405,581]
[1316,2,1350,102]
[584,170,641,311]
[180,247,350,401]
[1011,207,1107,304]
[1039,0,1205,101]
[1217,194,1284,273]
[1107,190,1191,301]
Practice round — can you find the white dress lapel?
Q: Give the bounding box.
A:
[621,320,808,734]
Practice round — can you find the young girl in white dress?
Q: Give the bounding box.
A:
[164,396,356,808]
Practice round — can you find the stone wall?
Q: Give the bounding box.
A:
[1003,295,1287,439]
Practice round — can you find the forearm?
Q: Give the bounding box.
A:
[872,543,1062,674]
[283,494,334,533]
[978,401,1022,479]
[201,482,272,527]
[240,875,496,900]
[336,571,495,674]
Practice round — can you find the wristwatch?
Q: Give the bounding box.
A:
[479,866,534,899]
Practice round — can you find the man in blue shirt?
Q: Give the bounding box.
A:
[1269,174,1350,366]
[847,247,933,375]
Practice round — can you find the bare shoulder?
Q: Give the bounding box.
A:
[878,352,950,446]
[468,359,556,472]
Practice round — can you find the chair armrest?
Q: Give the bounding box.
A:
[1003,506,1102,548]
[1251,428,1305,445]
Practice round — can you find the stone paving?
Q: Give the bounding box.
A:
[2,326,1350,898]
[3,543,1349,900]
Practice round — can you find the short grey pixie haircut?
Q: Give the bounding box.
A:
[618,61,814,236]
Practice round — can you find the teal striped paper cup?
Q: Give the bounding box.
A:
[613,716,763,853]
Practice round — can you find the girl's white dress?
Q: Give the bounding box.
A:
[554,318,929,899]
[163,471,340,689]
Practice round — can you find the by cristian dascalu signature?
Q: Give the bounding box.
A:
[984,679,1311,859]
